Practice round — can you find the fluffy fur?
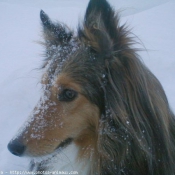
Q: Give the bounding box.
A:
[8,0,175,174]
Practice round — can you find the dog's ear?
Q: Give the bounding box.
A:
[78,0,129,57]
[40,10,73,46]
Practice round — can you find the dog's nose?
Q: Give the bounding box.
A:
[7,140,26,156]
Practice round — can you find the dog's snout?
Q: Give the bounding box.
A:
[7,140,26,157]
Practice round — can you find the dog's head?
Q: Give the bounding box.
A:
[8,0,175,174]
[7,0,118,158]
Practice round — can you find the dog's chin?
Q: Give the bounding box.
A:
[29,138,73,163]
[29,139,78,172]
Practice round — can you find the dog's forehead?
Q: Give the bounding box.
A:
[43,38,80,84]
[41,37,88,91]
[47,37,79,63]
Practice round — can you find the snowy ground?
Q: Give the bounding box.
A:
[0,0,175,172]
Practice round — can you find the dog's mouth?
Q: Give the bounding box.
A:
[55,138,73,151]
[30,138,75,171]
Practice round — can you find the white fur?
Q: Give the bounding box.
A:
[31,143,90,175]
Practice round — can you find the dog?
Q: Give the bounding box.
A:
[8,0,175,174]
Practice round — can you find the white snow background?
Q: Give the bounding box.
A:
[0,0,175,172]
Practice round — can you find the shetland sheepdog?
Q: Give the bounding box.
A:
[8,0,175,174]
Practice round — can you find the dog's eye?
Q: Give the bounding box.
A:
[58,89,78,102]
